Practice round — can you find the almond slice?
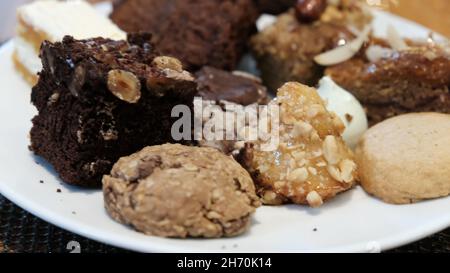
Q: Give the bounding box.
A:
[314,26,371,66]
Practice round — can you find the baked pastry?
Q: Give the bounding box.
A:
[30,34,197,187]
[195,66,268,106]
[251,0,372,91]
[103,144,261,238]
[110,0,259,71]
[254,0,296,14]
[240,82,357,207]
[14,0,126,85]
[326,37,450,125]
[356,113,450,204]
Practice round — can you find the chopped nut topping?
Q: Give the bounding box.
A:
[306,191,324,207]
[287,167,309,182]
[153,56,183,72]
[242,82,357,207]
[323,135,340,165]
[107,70,141,103]
[339,159,356,183]
[292,121,313,138]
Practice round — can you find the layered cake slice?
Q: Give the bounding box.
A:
[30,34,197,187]
[326,36,450,125]
[251,0,372,91]
[110,0,259,71]
[14,0,126,85]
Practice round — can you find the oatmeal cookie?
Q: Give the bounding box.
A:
[240,82,357,207]
[103,144,261,238]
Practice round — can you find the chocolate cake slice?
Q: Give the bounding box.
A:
[195,66,268,106]
[30,34,197,187]
[110,0,259,71]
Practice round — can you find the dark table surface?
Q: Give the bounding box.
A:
[0,194,449,253]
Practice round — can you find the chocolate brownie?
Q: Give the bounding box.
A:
[30,34,197,187]
[250,0,371,91]
[326,39,450,125]
[110,0,259,71]
[195,66,268,105]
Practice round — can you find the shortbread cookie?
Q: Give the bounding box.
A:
[103,144,261,238]
[241,82,357,207]
[356,113,450,204]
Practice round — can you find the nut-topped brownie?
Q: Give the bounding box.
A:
[110,0,259,71]
[251,0,372,91]
[326,38,450,125]
[30,34,197,187]
[195,66,269,106]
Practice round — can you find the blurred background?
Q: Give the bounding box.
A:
[1,0,449,42]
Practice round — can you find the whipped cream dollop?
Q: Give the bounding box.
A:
[317,76,368,148]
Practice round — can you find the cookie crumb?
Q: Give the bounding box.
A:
[39,180,44,184]
[56,189,62,193]
[313,228,318,232]
[345,113,353,123]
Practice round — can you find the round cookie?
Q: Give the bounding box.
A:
[103,144,261,238]
[356,113,450,204]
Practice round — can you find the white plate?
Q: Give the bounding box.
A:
[0,10,449,253]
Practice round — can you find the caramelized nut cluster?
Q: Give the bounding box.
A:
[242,82,357,207]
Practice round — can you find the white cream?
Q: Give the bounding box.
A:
[17,0,126,41]
[317,76,368,148]
[14,36,42,75]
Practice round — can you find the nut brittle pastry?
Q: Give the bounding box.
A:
[241,82,357,207]
[251,0,372,91]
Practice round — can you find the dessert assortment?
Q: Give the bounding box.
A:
[7,0,450,239]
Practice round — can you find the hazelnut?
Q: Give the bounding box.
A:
[107,70,141,103]
[152,56,183,72]
[295,0,327,23]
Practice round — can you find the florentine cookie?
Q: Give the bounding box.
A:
[103,144,261,238]
[240,82,357,207]
[356,113,450,204]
